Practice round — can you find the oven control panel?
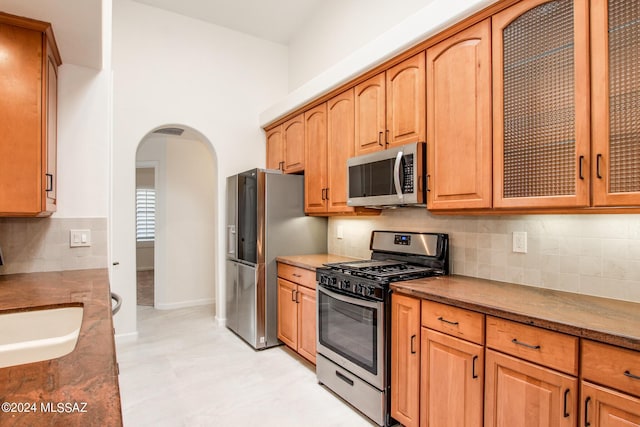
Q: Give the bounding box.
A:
[394,234,411,245]
[316,271,385,301]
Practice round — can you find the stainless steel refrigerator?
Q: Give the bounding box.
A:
[225,168,327,349]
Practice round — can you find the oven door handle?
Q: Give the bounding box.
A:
[393,150,404,201]
[318,285,382,310]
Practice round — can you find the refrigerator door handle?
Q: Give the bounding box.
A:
[227,225,236,256]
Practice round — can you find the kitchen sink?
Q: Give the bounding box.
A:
[0,306,83,369]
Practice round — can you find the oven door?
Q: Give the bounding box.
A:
[317,285,385,389]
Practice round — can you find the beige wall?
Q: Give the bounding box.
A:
[0,218,108,275]
[329,211,640,303]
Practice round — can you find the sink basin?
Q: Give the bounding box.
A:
[0,306,83,369]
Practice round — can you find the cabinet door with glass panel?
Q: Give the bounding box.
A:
[492,0,590,209]
[591,0,640,206]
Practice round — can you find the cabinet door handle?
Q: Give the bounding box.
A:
[624,370,640,381]
[596,154,603,179]
[584,397,591,427]
[472,355,479,379]
[45,173,53,192]
[378,131,383,147]
[385,130,389,147]
[579,155,585,180]
[426,174,431,192]
[325,187,329,200]
[291,289,296,302]
[410,334,417,354]
[292,273,302,278]
[438,316,459,326]
[321,188,326,200]
[563,388,570,418]
[511,338,541,350]
[279,161,285,171]
[295,290,299,303]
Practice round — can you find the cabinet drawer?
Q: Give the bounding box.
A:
[421,300,485,345]
[582,340,640,397]
[277,263,316,290]
[486,316,578,375]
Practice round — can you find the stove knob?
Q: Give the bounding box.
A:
[354,284,362,294]
[331,277,337,286]
[341,280,350,290]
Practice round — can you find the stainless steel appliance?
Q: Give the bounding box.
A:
[226,168,327,349]
[347,142,426,207]
[316,231,448,426]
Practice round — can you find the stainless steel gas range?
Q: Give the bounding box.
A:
[316,231,449,426]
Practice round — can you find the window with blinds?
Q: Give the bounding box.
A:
[136,189,156,242]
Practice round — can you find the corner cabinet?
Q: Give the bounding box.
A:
[492,0,591,209]
[355,53,425,156]
[426,19,493,210]
[276,262,317,364]
[0,13,61,217]
[591,0,640,206]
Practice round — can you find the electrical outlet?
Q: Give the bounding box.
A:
[337,225,344,240]
[512,231,527,253]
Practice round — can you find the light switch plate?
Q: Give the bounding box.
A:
[70,229,91,248]
[512,231,527,253]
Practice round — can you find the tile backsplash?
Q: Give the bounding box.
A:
[0,218,108,275]
[329,210,640,303]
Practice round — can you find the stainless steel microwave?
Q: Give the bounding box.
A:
[347,142,426,207]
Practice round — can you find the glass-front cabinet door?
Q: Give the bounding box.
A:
[592,0,640,206]
[492,0,590,209]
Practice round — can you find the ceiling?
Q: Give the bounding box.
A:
[0,0,102,69]
[0,0,322,70]
[132,0,323,44]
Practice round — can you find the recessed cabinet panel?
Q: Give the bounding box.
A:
[266,127,283,171]
[326,90,355,213]
[427,20,492,210]
[355,73,386,156]
[283,114,305,173]
[493,0,590,208]
[592,0,640,206]
[304,104,327,213]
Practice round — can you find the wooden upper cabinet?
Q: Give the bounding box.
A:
[492,0,590,209]
[427,19,492,210]
[355,72,386,155]
[283,113,305,173]
[0,14,61,217]
[266,127,284,171]
[304,104,328,214]
[326,89,355,213]
[386,52,426,149]
[355,53,426,156]
[591,0,640,206]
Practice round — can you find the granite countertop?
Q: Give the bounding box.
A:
[0,269,122,427]
[392,275,640,352]
[276,254,362,270]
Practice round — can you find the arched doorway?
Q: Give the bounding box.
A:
[134,125,217,315]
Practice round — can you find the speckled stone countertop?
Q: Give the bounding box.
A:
[0,269,122,427]
[392,275,640,352]
[276,254,362,270]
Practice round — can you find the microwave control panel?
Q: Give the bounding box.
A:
[402,154,414,194]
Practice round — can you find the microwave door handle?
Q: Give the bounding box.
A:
[393,150,403,200]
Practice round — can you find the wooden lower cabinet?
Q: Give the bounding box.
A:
[277,278,297,349]
[420,328,484,427]
[276,263,317,364]
[485,349,578,427]
[295,284,316,363]
[581,382,640,427]
[391,293,421,427]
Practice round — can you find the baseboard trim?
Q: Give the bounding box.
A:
[155,298,214,310]
[115,331,139,344]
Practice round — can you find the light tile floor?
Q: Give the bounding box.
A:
[117,305,374,427]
